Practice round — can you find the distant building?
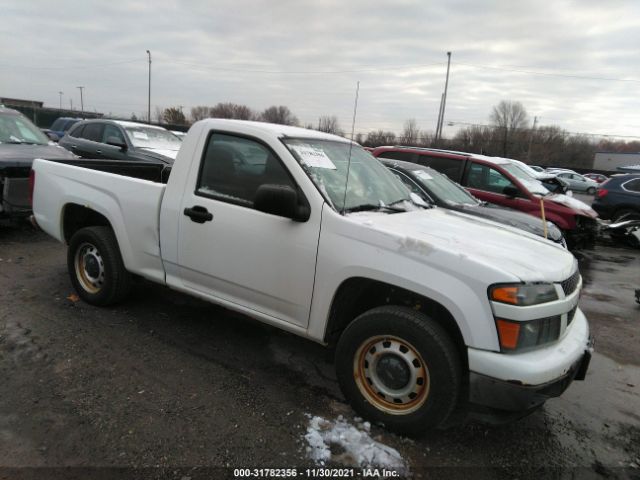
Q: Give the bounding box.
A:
[593,152,640,172]
[0,96,102,128]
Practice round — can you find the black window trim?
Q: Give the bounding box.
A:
[621,178,640,193]
[388,168,434,204]
[194,129,310,215]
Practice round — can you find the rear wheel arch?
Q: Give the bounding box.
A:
[62,203,111,244]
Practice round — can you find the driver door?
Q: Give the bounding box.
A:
[175,132,321,328]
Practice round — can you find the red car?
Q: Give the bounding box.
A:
[584,173,608,184]
[371,147,598,248]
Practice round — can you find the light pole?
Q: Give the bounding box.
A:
[146,50,152,123]
[435,52,452,142]
[76,86,84,118]
[58,91,63,110]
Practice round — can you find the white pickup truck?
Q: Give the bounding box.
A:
[31,119,592,434]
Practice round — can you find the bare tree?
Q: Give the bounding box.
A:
[490,100,529,157]
[363,130,396,147]
[259,106,299,126]
[209,103,255,120]
[190,105,211,122]
[401,119,421,146]
[317,115,342,135]
[162,106,187,125]
[354,133,364,145]
[154,106,164,123]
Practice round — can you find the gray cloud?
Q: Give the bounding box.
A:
[1,0,639,138]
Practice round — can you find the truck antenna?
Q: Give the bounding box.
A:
[341,81,360,214]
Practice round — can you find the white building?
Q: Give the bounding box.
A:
[593,152,640,172]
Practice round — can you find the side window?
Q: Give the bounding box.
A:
[102,124,126,144]
[416,155,464,182]
[623,178,640,192]
[378,151,416,162]
[82,123,104,142]
[466,163,518,195]
[197,133,295,207]
[68,124,84,138]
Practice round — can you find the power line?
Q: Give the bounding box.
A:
[0,59,141,70]
[454,61,640,83]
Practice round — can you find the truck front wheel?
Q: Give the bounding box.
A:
[67,226,132,306]
[335,306,461,435]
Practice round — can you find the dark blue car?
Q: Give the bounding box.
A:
[592,173,640,221]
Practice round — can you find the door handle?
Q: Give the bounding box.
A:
[183,205,213,223]
[96,150,102,154]
[71,145,77,148]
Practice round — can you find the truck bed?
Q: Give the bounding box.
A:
[32,158,169,283]
[42,158,172,183]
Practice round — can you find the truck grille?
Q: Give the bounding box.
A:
[567,305,578,325]
[561,270,580,296]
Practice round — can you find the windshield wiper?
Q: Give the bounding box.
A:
[343,203,406,214]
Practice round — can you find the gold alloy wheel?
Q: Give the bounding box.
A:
[74,242,105,294]
[353,335,430,415]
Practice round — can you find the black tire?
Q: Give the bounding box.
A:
[67,226,132,306]
[335,306,461,435]
[587,187,596,195]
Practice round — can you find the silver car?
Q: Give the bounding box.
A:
[555,172,599,194]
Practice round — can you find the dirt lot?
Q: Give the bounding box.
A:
[1,222,639,479]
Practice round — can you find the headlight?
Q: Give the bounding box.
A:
[496,316,561,351]
[490,283,558,306]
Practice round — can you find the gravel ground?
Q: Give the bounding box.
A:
[1,221,638,479]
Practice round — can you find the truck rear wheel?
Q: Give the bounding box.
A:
[67,226,131,306]
[335,306,461,435]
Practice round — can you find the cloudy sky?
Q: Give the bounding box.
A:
[1,0,639,139]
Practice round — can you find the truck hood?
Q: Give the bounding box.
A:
[346,208,576,283]
[546,194,598,218]
[0,143,76,168]
[461,203,563,242]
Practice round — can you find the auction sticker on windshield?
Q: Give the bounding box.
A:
[415,170,433,181]
[291,145,337,169]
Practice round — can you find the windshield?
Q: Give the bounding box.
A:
[502,163,549,196]
[283,138,412,212]
[0,114,49,145]
[411,168,479,206]
[123,126,181,150]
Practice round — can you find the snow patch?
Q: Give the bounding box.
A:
[304,415,408,474]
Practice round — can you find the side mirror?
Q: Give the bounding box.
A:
[254,184,310,222]
[503,185,520,198]
[106,137,127,150]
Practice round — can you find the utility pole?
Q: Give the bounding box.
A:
[70,98,73,111]
[58,91,63,110]
[146,50,152,123]
[76,86,84,118]
[435,93,444,144]
[436,52,452,142]
[527,116,538,162]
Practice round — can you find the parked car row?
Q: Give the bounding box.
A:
[370,146,598,248]
[1,108,182,220]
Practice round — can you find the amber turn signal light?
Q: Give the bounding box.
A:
[496,319,520,350]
